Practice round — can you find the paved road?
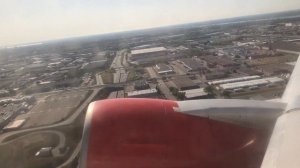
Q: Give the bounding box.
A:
[58,51,129,167]
[112,50,128,84]
[57,141,81,168]
[146,67,177,100]
[95,73,104,85]
[0,88,102,143]
[0,88,103,168]
[122,51,130,67]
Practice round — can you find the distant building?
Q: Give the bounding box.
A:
[204,72,227,80]
[131,47,167,60]
[178,58,206,72]
[219,77,285,91]
[0,90,9,97]
[127,88,158,98]
[285,23,293,27]
[200,56,237,69]
[155,63,174,75]
[24,63,47,73]
[132,44,155,50]
[172,76,199,91]
[59,65,81,76]
[48,62,62,68]
[82,60,107,70]
[208,75,261,85]
[134,80,150,90]
[237,68,263,76]
[179,88,209,100]
[35,147,53,157]
[130,47,168,64]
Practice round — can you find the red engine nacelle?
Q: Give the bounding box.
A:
[80,98,270,168]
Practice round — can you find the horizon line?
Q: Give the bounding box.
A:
[1,8,300,49]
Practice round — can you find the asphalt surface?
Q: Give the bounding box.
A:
[95,73,104,85]
[146,67,177,100]
[111,50,128,83]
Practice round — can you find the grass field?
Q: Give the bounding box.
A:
[0,131,63,168]
[101,71,114,84]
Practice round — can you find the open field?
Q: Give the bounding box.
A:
[247,54,298,66]
[100,71,114,84]
[15,90,91,129]
[0,131,66,168]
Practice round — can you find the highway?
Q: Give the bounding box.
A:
[95,73,104,85]
[109,50,128,98]
[110,50,128,83]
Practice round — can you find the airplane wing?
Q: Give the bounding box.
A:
[79,56,300,168]
[261,56,300,168]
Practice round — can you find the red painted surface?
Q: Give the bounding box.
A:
[86,99,270,168]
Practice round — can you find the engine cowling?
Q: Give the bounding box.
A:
[79,98,274,168]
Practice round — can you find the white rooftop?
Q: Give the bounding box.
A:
[209,75,261,85]
[127,89,157,97]
[131,47,167,55]
[180,88,208,98]
[220,77,284,90]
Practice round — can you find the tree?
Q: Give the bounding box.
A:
[222,91,231,98]
[169,87,176,93]
[169,87,186,100]
[204,86,214,95]
[177,92,185,100]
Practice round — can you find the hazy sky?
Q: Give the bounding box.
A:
[1,0,300,46]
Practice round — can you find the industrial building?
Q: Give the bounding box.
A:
[0,90,9,97]
[134,80,150,90]
[127,88,158,98]
[172,76,199,91]
[179,88,209,100]
[155,63,174,75]
[200,56,237,68]
[178,58,206,72]
[236,68,263,76]
[0,97,34,130]
[132,44,156,50]
[219,77,284,91]
[131,47,167,60]
[130,47,168,64]
[209,75,261,85]
[204,72,227,80]
[23,63,47,73]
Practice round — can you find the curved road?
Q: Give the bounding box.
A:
[0,88,101,143]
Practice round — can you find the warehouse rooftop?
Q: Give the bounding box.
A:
[172,76,199,90]
[131,47,167,55]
